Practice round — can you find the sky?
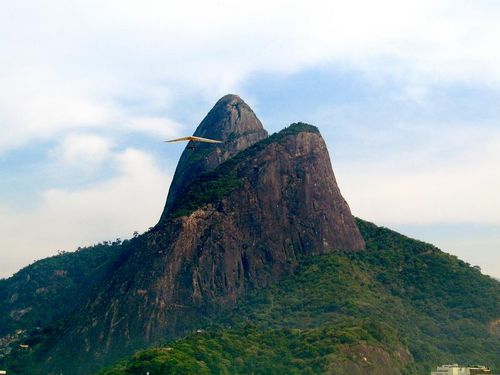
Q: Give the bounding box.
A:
[1,0,499,279]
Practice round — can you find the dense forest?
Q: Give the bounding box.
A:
[96,219,500,374]
[0,240,127,336]
[0,240,127,372]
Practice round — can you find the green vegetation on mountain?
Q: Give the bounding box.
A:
[0,240,133,374]
[97,219,500,374]
[98,323,397,375]
[170,122,319,218]
[0,240,125,337]
[1,115,497,374]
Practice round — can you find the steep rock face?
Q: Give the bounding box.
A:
[160,94,268,220]
[43,124,364,374]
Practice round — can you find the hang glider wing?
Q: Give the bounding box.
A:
[165,136,194,143]
[189,136,223,143]
[165,136,223,144]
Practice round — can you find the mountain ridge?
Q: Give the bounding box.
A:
[0,95,498,375]
[25,100,364,374]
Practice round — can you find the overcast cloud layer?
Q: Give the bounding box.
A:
[1,0,499,278]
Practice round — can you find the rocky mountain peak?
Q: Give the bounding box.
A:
[195,94,262,137]
[41,121,366,374]
[159,94,268,221]
[20,99,368,374]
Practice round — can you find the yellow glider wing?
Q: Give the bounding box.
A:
[165,136,223,144]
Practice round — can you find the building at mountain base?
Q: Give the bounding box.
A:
[431,364,496,374]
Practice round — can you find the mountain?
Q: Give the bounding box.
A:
[98,219,500,375]
[0,242,124,341]
[160,94,268,220]
[0,95,363,374]
[0,95,498,375]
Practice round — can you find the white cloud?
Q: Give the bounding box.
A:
[0,65,117,153]
[0,148,171,278]
[336,128,500,225]
[51,133,112,166]
[0,64,187,153]
[2,0,500,153]
[126,117,184,139]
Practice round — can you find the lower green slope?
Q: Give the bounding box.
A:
[0,240,128,372]
[0,241,125,337]
[97,220,500,374]
[98,324,402,375]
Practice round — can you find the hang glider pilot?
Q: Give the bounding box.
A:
[165,136,223,150]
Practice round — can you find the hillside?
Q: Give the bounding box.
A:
[97,219,500,374]
[34,119,364,374]
[0,95,498,375]
[0,96,365,374]
[0,241,125,339]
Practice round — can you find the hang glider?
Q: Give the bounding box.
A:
[165,136,223,144]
